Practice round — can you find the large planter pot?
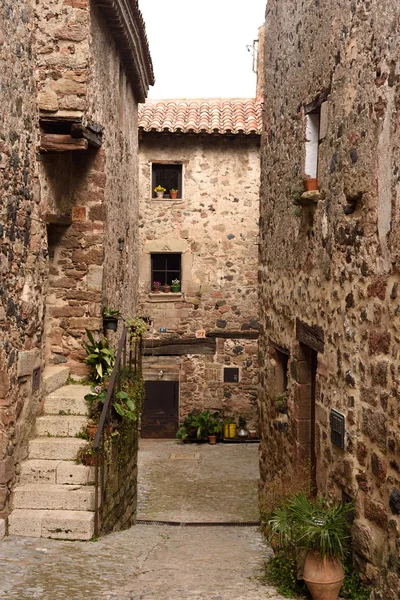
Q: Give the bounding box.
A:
[303,551,344,600]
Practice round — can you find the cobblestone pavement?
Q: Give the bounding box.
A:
[137,439,260,522]
[0,439,291,599]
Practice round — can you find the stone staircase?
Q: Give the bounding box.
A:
[9,366,96,540]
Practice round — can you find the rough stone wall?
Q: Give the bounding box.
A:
[139,135,260,425]
[41,1,141,374]
[36,0,90,118]
[0,1,45,516]
[100,425,138,535]
[259,0,400,596]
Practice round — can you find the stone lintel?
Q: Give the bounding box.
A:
[296,319,324,353]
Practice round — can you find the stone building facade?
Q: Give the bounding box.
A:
[138,99,261,436]
[0,0,153,520]
[258,0,400,596]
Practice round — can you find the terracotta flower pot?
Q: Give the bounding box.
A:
[152,285,161,293]
[87,423,98,439]
[304,178,318,191]
[303,550,344,600]
[170,191,178,199]
[208,435,217,445]
[163,284,171,293]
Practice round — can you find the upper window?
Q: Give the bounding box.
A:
[305,110,321,179]
[152,163,182,199]
[151,253,181,285]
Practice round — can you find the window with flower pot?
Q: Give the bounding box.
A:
[151,163,182,198]
[151,253,181,287]
[303,97,328,192]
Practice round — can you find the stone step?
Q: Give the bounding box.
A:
[28,437,86,461]
[35,415,88,438]
[44,385,90,416]
[8,509,95,540]
[13,483,95,511]
[19,459,95,485]
[42,366,70,395]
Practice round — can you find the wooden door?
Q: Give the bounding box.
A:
[141,380,179,438]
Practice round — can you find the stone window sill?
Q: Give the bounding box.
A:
[294,190,321,206]
[147,292,183,302]
[149,198,185,203]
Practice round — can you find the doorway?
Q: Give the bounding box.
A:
[295,343,318,493]
[141,380,179,438]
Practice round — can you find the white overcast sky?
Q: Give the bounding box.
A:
[140,0,267,99]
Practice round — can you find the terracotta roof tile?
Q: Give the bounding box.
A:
[139,99,262,135]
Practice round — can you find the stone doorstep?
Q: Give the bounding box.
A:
[35,415,88,437]
[19,460,94,486]
[44,385,89,416]
[12,483,95,511]
[8,509,94,540]
[42,366,70,395]
[28,437,86,461]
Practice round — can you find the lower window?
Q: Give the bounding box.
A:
[151,253,181,286]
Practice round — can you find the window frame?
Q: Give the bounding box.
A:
[151,252,182,287]
[151,162,183,199]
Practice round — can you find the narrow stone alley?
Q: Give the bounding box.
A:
[0,440,289,599]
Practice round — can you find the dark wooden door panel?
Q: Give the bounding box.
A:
[142,381,179,438]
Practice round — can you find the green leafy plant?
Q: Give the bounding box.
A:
[275,392,288,413]
[341,563,371,600]
[264,552,306,598]
[103,307,120,318]
[238,415,247,429]
[176,410,222,440]
[207,412,222,435]
[170,188,178,193]
[83,330,115,383]
[267,492,353,561]
[126,317,149,344]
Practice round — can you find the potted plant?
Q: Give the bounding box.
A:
[207,412,222,445]
[154,185,166,198]
[267,493,353,600]
[238,415,248,438]
[170,188,178,199]
[176,410,214,442]
[171,278,180,293]
[102,307,120,331]
[152,281,161,293]
[163,283,171,293]
[86,419,98,440]
[76,441,98,466]
[83,330,115,383]
[275,392,288,414]
[303,176,318,192]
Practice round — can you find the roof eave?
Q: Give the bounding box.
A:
[96,0,155,103]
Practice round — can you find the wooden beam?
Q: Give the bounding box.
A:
[296,319,324,353]
[144,338,216,356]
[40,134,88,153]
[45,212,72,225]
[206,331,259,339]
[71,123,103,148]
